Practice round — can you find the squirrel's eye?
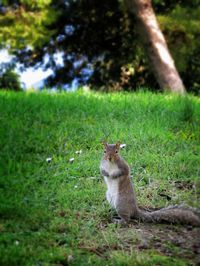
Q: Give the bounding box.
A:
[115,150,118,153]
[104,150,106,153]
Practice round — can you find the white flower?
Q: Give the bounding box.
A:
[69,158,75,163]
[75,149,82,154]
[46,157,52,163]
[120,144,126,149]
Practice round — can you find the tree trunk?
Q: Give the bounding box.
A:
[125,0,185,94]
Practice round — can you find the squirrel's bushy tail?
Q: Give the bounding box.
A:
[137,205,200,226]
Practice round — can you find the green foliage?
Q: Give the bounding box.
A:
[0,1,200,92]
[0,90,199,265]
[0,64,22,91]
[1,0,51,8]
[0,0,58,50]
[158,5,200,93]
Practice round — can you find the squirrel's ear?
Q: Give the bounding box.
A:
[115,141,121,149]
[101,140,108,147]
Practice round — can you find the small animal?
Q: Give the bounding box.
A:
[100,142,200,226]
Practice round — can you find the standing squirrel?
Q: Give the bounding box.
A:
[100,142,200,226]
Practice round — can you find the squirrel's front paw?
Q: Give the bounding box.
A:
[101,169,109,177]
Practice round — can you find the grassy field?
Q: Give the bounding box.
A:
[0,90,200,266]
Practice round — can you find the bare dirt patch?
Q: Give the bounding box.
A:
[112,222,200,265]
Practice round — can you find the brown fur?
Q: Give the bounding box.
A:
[100,143,200,226]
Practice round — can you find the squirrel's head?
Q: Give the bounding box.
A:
[102,142,121,162]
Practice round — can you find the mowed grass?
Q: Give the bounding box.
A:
[0,90,200,265]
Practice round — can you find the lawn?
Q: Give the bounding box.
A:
[0,90,200,265]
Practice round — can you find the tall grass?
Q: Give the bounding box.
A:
[0,90,199,265]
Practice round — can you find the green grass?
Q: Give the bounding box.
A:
[0,90,200,265]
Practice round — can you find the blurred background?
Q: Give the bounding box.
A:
[1,2,200,264]
[0,0,200,94]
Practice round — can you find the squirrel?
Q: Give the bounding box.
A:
[100,142,200,226]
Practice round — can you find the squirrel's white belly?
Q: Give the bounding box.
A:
[104,176,119,208]
[102,161,119,177]
[102,161,120,208]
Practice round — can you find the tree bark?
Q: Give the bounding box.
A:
[125,0,185,94]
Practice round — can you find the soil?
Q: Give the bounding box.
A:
[116,223,200,265]
[91,218,200,265]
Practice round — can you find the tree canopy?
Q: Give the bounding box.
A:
[0,63,22,91]
[0,0,200,92]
